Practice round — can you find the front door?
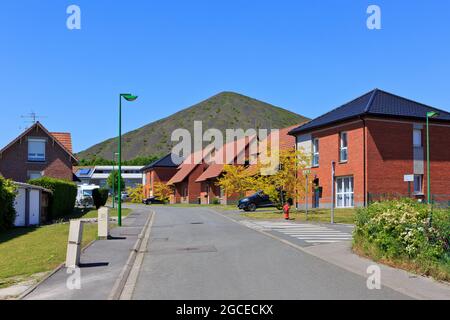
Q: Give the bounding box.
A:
[313,178,320,208]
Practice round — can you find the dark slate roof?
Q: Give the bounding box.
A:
[141,154,183,171]
[289,89,450,135]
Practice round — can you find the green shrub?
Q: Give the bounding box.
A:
[92,188,109,209]
[28,177,77,219]
[354,198,450,281]
[0,176,17,231]
[212,198,221,205]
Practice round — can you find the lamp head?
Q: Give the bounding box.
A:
[427,111,439,118]
[121,94,138,102]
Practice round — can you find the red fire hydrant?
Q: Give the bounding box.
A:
[283,203,290,220]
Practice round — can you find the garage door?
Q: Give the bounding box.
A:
[14,188,27,227]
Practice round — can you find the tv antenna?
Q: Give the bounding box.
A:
[20,111,47,129]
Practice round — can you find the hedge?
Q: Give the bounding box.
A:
[353,198,450,281]
[92,188,109,209]
[0,176,17,231]
[28,177,77,219]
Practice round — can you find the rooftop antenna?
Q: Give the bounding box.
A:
[20,111,47,130]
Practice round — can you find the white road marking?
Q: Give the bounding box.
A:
[242,221,353,245]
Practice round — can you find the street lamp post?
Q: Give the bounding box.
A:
[118,93,138,226]
[426,111,439,205]
[112,152,119,209]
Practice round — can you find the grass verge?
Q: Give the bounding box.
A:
[152,203,238,211]
[353,238,450,283]
[65,207,132,220]
[0,222,98,288]
[241,208,356,224]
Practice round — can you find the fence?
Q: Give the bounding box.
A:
[367,193,450,209]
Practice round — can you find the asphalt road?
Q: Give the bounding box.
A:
[132,206,409,300]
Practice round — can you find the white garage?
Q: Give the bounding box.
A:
[13,182,52,227]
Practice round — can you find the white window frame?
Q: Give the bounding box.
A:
[413,175,423,194]
[340,132,348,162]
[312,138,319,167]
[336,176,354,208]
[28,171,43,180]
[413,129,422,147]
[28,138,46,162]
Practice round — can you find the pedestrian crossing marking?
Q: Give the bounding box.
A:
[242,221,353,245]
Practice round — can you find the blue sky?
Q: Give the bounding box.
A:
[1,1,449,153]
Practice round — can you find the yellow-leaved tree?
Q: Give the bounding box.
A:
[126,184,144,204]
[153,182,173,204]
[216,164,255,199]
[252,148,312,207]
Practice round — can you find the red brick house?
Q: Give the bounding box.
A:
[289,89,450,209]
[142,153,181,198]
[195,135,257,205]
[0,122,78,182]
[168,161,207,204]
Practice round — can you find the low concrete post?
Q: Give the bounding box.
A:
[98,207,110,240]
[65,220,84,268]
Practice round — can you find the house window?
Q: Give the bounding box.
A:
[413,129,422,147]
[28,138,46,162]
[28,171,42,180]
[340,132,348,162]
[336,176,354,208]
[312,138,319,167]
[414,175,423,194]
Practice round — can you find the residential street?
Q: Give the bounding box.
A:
[132,206,408,300]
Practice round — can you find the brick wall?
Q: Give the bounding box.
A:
[428,124,450,198]
[143,167,178,198]
[366,118,450,200]
[297,121,366,208]
[0,127,74,182]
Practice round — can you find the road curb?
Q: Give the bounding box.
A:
[119,210,155,300]
[18,239,97,300]
[108,211,154,300]
[206,208,443,300]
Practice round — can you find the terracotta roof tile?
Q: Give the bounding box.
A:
[51,132,73,153]
[196,164,225,182]
[167,164,197,185]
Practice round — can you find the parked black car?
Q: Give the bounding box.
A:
[142,196,165,205]
[237,191,275,212]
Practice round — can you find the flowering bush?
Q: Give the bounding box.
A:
[354,199,449,281]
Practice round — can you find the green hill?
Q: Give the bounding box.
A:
[77,92,309,161]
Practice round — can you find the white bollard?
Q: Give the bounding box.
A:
[98,207,110,240]
[65,220,84,268]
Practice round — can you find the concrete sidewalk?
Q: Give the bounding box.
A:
[23,207,152,300]
[303,241,450,300]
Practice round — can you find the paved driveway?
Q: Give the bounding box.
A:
[132,206,409,300]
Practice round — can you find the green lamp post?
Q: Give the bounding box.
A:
[426,111,439,205]
[118,93,138,226]
[112,152,119,209]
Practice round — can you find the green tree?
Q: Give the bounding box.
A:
[0,176,17,231]
[107,170,125,193]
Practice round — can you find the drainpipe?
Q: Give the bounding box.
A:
[360,117,367,207]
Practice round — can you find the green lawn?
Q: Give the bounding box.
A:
[0,206,132,290]
[65,207,132,220]
[154,203,238,211]
[241,208,356,224]
[0,223,98,288]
